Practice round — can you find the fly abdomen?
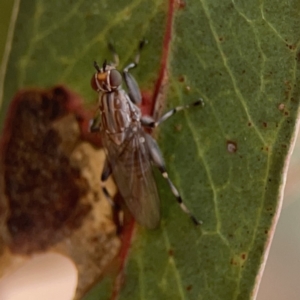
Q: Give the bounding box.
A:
[119,134,149,178]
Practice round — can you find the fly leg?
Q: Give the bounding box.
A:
[101,159,115,206]
[108,42,119,67]
[141,98,204,128]
[122,40,147,105]
[89,111,101,133]
[101,159,124,230]
[144,134,202,225]
[88,112,115,203]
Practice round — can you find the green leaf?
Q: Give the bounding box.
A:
[0,1,14,62]
[1,1,300,300]
[0,0,166,129]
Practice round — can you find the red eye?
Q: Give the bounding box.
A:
[91,74,98,91]
[109,69,122,87]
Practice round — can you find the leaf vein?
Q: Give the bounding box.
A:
[200,0,267,145]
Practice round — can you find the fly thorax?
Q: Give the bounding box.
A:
[100,90,134,145]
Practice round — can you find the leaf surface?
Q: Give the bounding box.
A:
[1,0,300,300]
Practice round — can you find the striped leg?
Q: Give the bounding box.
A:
[141,98,204,128]
[108,42,119,67]
[160,170,202,225]
[144,134,202,225]
[123,39,147,73]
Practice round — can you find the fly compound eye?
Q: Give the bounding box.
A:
[109,69,122,88]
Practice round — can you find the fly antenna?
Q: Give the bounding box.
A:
[94,61,101,72]
[103,59,107,72]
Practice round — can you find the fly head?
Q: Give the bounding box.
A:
[91,60,122,93]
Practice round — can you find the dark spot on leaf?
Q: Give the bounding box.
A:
[219,37,224,42]
[178,75,185,82]
[248,122,252,127]
[286,44,296,50]
[168,249,174,256]
[174,124,182,132]
[176,0,186,9]
[284,111,289,116]
[186,285,193,291]
[227,141,237,153]
[241,253,247,260]
[284,81,292,99]
[262,122,267,128]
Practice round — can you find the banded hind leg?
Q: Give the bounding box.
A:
[144,134,202,225]
[141,98,204,128]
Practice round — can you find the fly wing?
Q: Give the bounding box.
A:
[102,128,160,229]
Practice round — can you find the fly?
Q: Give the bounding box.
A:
[90,40,203,229]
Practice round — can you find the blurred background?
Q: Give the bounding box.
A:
[257,128,300,300]
[0,1,299,299]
